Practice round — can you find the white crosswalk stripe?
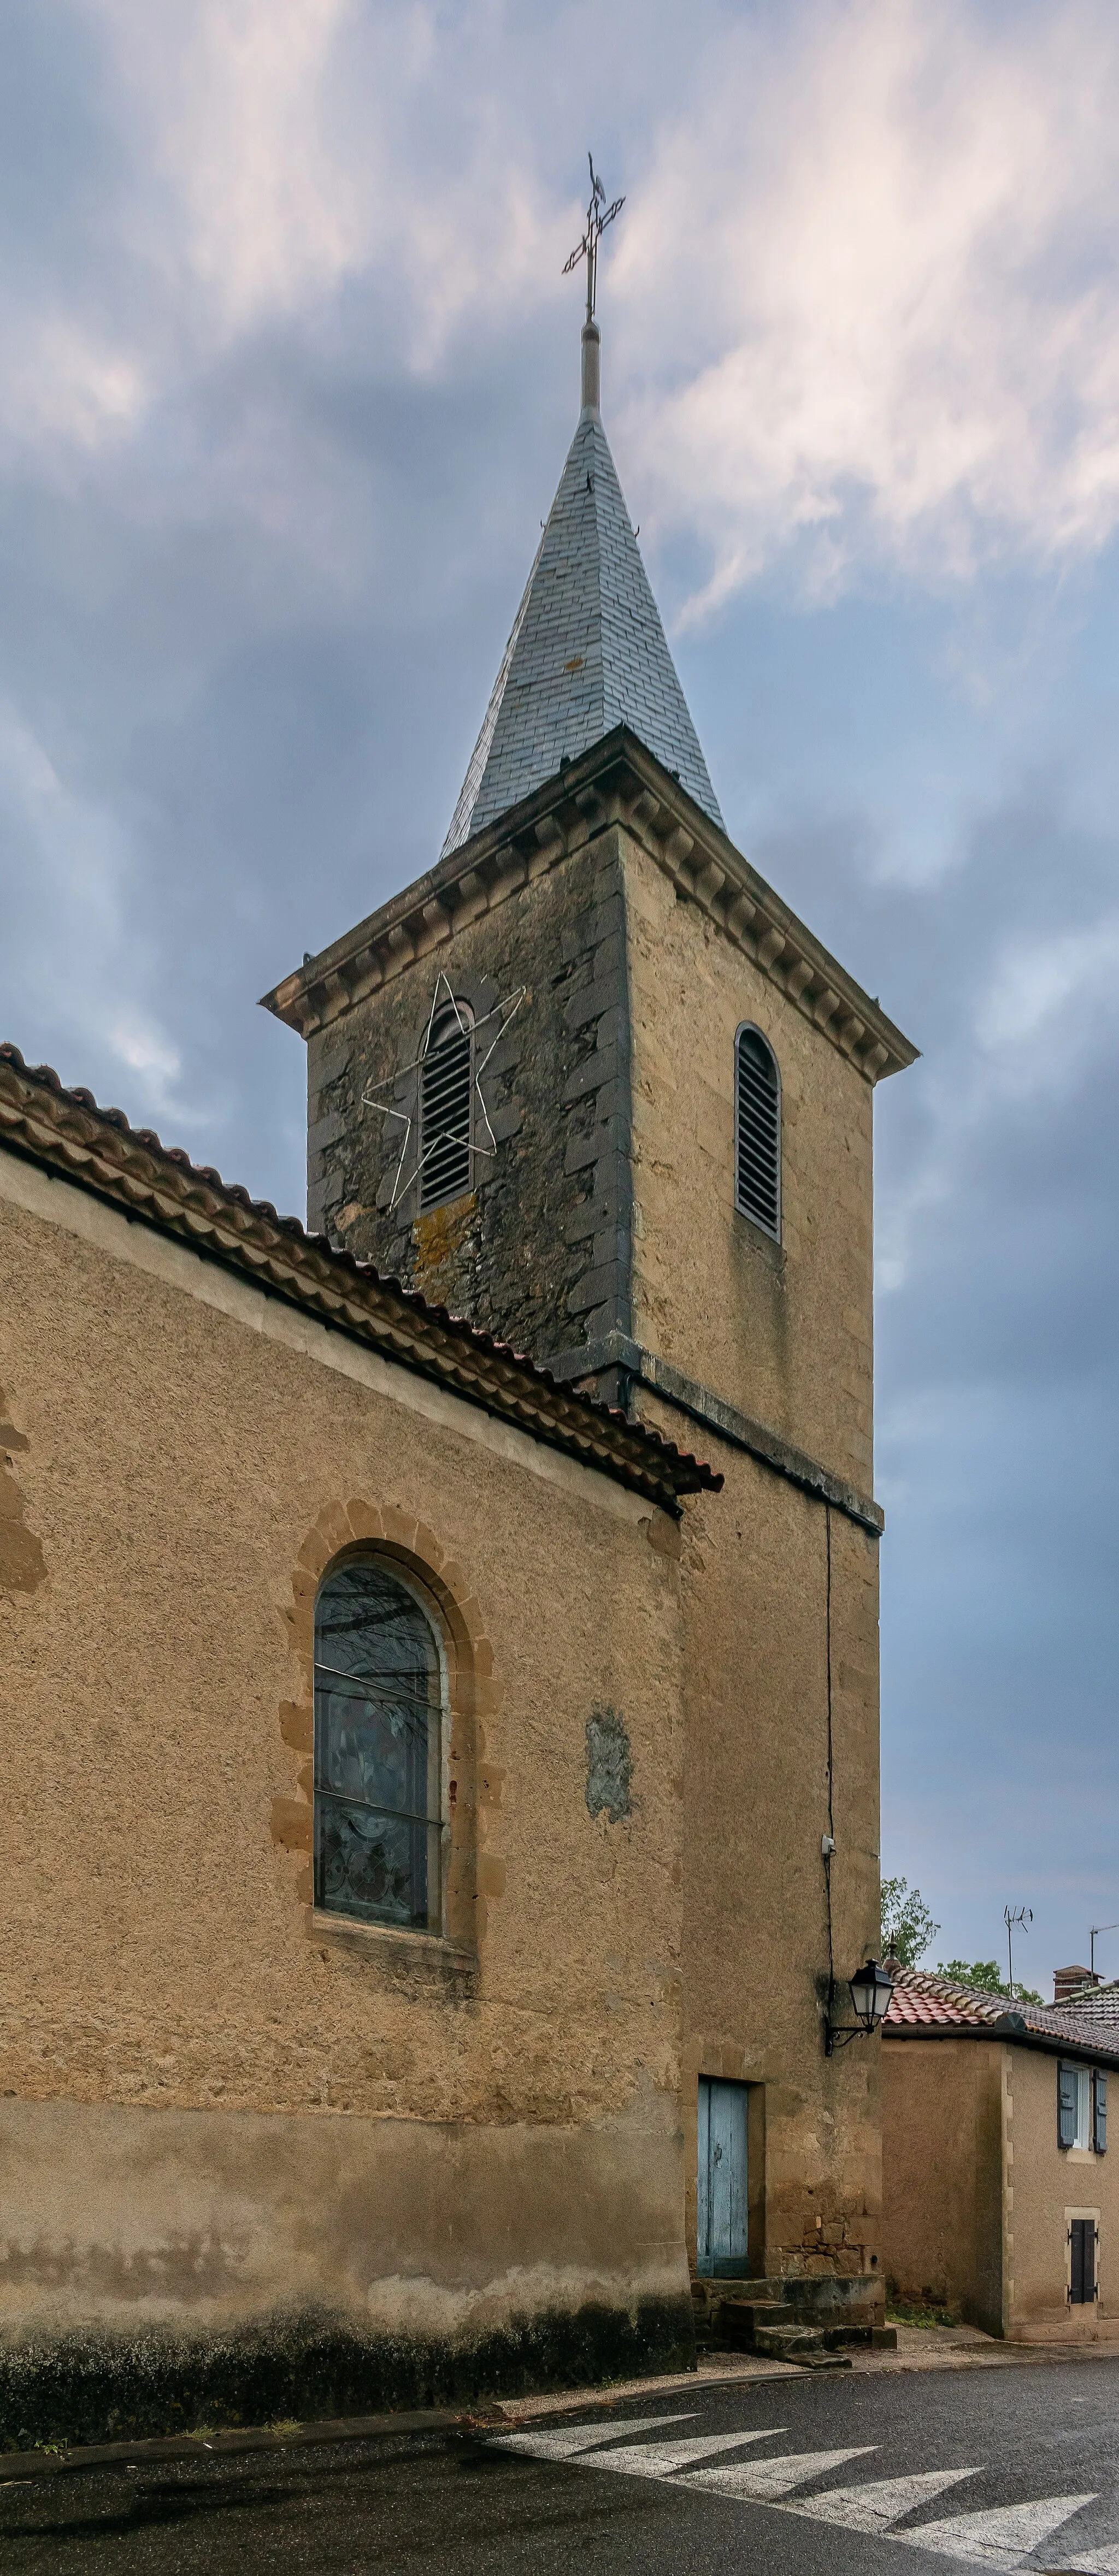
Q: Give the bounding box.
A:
[1039,2549,1119,2573]
[786,2468,981,2533]
[492,2413,696,2461]
[685,2445,876,2501]
[900,2494,1097,2571]
[580,2429,791,2479]
[493,2419,1106,2571]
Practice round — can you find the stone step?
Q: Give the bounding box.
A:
[753,2324,853,2370]
[716,2300,800,2337]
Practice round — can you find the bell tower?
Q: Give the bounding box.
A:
[263,193,917,2333]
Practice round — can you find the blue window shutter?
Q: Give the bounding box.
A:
[1094,2069,1108,2155]
[1058,2063,1077,2148]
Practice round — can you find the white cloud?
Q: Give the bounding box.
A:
[0,310,148,473]
[617,0,1119,608]
[8,0,1119,604]
[978,917,1119,1070]
[0,699,181,1115]
[87,0,366,328]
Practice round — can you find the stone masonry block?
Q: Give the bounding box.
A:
[410,1520,445,1573]
[307,1109,349,1154]
[380,1509,419,1551]
[592,1226,630,1273]
[561,1047,620,1107]
[563,975,628,1035]
[567,1263,620,1316]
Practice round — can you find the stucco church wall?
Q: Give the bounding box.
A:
[623,829,883,2291]
[623,832,874,1494]
[0,1150,691,2436]
[640,1418,883,2286]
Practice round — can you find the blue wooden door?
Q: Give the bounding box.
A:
[697,2077,748,2276]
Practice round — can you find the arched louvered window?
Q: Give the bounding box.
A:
[734,1024,781,1240]
[314,1559,443,1931]
[419,1001,473,1211]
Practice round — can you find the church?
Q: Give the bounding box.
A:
[0,219,915,2443]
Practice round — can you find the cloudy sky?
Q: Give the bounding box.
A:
[4,0,1119,1991]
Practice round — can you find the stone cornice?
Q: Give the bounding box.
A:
[262,726,918,1088]
[0,1044,720,1515]
[541,1331,883,1535]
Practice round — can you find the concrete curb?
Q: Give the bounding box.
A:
[4,2340,1117,2485]
[0,2406,462,2485]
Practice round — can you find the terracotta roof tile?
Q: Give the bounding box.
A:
[885,1966,1119,2062]
[0,1040,722,1512]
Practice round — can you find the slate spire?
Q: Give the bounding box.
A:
[441,316,723,856]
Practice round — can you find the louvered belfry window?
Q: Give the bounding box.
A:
[735,1024,781,1239]
[420,1003,473,1210]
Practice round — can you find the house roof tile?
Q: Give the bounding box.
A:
[885,1966,1119,2063]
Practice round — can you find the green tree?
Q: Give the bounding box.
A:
[937,1958,1043,2005]
[880,1876,939,1968]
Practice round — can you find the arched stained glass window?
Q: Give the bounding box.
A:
[419,1001,473,1211]
[734,1024,781,1240]
[314,1561,443,1931]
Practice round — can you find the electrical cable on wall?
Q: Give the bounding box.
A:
[823,1502,837,2017]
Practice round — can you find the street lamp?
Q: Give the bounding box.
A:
[826,1958,894,2055]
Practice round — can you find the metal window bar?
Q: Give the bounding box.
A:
[420,1012,472,1209]
[314,1564,442,1932]
[735,1027,780,1237]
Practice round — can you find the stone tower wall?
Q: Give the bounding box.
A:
[305,836,633,1367]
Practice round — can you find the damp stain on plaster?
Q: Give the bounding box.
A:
[585,1706,632,1823]
[0,1385,45,1595]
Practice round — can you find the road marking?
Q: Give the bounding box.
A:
[584,2429,791,2479]
[902,2494,1097,2570]
[786,2468,981,2533]
[1040,2552,1119,2574]
[492,2412,697,2460]
[491,2421,1108,2574]
[684,2445,877,2501]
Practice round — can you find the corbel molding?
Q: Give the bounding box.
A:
[262,728,917,1090]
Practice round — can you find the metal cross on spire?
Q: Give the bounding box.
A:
[563,153,625,325]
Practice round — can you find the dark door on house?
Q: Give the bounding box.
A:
[1070,2219,1097,2305]
[697,2077,748,2277]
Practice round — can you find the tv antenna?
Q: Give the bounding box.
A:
[1004,1903,1033,1998]
[1090,1921,1119,1976]
[563,153,625,324]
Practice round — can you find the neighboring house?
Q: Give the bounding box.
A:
[882,1969,1119,2342]
[0,304,916,2444]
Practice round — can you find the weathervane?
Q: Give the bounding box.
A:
[563,153,625,326]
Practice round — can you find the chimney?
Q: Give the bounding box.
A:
[1053,1965,1100,2006]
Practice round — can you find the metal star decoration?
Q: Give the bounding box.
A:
[362,971,526,1215]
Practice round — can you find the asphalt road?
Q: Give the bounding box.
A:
[4,2358,1119,2575]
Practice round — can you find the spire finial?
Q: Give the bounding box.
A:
[563,153,624,413]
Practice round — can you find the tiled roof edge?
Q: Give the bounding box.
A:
[884,2018,1119,2066]
[885,1966,1119,2064]
[0,1042,721,1515]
